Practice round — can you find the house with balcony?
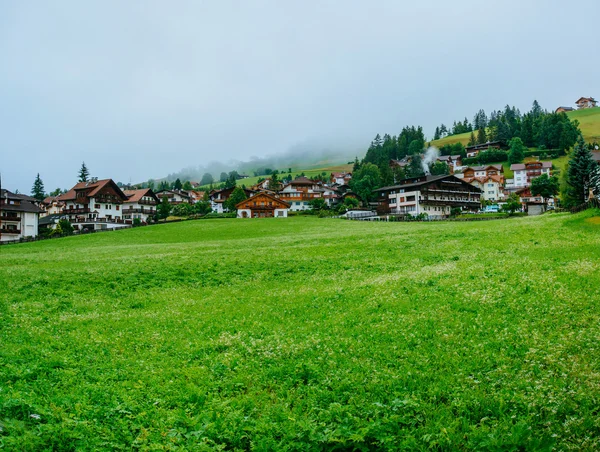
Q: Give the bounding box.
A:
[122,188,160,223]
[236,192,290,218]
[330,172,352,185]
[209,187,256,213]
[41,196,65,217]
[374,175,482,219]
[463,175,505,202]
[575,97,597,109]
[279,177,324,211]
[456,165,504,180]
[509,161,552,188]
[155,189,192,205]
[57,179,130,230]
[436,155,463,173]
[0,189,43,242]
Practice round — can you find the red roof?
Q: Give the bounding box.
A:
[58,179,127,202]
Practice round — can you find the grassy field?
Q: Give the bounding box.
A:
[2,212,600,450]
[430,107,600,148]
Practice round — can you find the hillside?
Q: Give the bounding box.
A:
[430,106,600,148]
[2,212,600,450]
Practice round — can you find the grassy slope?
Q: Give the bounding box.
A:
[2,213,600,450]
[199,163,353,190]
[430,107,600,148]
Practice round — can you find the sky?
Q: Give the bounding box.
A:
[1,0,599,192]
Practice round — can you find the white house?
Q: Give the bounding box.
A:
[510,161,552,188]
[155,189,192,205]
[464,175,505,202]
[122,188,160,223]
[58,179,130,230]
[0,190,43,242]
[375,175,482,219]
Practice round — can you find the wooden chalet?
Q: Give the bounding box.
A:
[210,186,255,213]
[555,106,574,113]
[236,192,290,218]
[57,179,130,229]
[465,141,505,158]
[122,188,160,223]
[575,97,597,109]
[375,174,482,218]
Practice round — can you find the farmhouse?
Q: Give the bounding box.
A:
[575,97,597,109]
[41,196,65,217]
[122,188,159,223]
[0,189,43,242]
[58,179,130,230]
[375,174,482,219]
[465,141,504,158]
[279,176,323,211]
[555,106,574,113]
[236,192,290,218]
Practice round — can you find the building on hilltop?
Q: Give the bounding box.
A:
[57,179,130,230]
[374,174,482,219]
[464,141,505,159]
[236,192,290,218]
[122,188,160,223]
[436,155,462,173]
[575,97,597,109]
[555,106,574,113]
[0,189,43,242]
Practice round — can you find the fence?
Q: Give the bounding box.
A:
[569,198,600,214]
[0,224,133,246]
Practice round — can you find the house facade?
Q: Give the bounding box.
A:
[41,196,65,217]
[122,188,159,223]
[0,190,43,242]
[236,192,290,218]
[457,165,504,180]
[57,179,130,230]
[509,161,552,188]
[375,175,482,219]
[210,187,255,213]
[330,172,352,185]
[575,97,597,109]
[155,189,192,205]
[279,177,323,211]
[436,155,463,173]
[464,175,504,201]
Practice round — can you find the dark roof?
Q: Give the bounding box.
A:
[39,213,69,226]
[465,141,504,151]
[376,174,470,192]
[1,190,44,213]
[1,189,38,202]
[555,106,574,111]
[236,192,291,209]
[290,176,315,185]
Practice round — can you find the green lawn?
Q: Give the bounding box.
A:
[2,212,600,450]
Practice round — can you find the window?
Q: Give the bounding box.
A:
[116,205,119,211]
[95,204,100,209]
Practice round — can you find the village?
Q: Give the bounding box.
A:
[2,139,599,243]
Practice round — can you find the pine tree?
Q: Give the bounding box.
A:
[157,196,171,220]
[508,137,526,164]
[566,135,596,205]
[468,131,476,146]
[434,127,440,140]
[173,178,183,190]
[477,128,487,144]
[31,173,45,201]
[78,162,89,183]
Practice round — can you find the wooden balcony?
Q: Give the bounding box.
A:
[138,199,157,206]
[64,207,91,214]
[122,208,155,214]
[0,228,20,234]
[0,214,20,221]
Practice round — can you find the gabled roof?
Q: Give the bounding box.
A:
[123,188,159,203]
[0,190,43,213]
[155,189,191,199]
[1,189,38,202]
[376,174,480,193]
[236,191,291,209]
[555,106,574,112]
[575,96,597,103]
[59,179,127,202]
[289,176,315,185]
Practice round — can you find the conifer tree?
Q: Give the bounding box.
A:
[477,128,487,144]
[566,135,596,204]
[31,173,45,201]
[78,162,89,183]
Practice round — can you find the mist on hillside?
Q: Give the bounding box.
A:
[162,140,362,183]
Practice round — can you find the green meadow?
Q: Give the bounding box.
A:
[1,212,600,450]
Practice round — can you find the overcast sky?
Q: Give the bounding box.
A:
[1,0,598,192]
